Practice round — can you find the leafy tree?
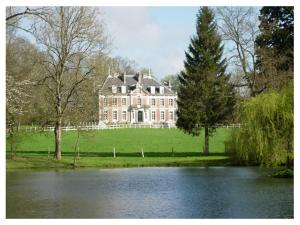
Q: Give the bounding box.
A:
[177,7,235,155]
[255,7,294,90]
[227,82,293,167]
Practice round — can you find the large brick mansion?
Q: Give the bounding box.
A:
[99,73,177,126]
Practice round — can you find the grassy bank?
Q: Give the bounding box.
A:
[7,155,230,169]
[7,128,231,169]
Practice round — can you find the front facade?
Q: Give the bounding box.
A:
[99,73,177,126]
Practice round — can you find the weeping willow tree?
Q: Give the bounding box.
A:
[228,82,293,167]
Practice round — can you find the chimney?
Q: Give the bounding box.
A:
[168,80,172,89]
[137,72,142,83]
[122,73,126,85]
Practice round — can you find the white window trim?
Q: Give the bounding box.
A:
[160,98,164,106]
[169,110,174,121]
[103,97,108,106]
[112,110,118,121]
[151,111,156,121]
[137,97,142,106]
[122,111,127,121]
[159,86,164,94]
[103,110,108,121]
[112,97,117,106]
[112,85,117,94]
[122,97,127,106]
[151,98,155,106]
[121,85,126,94]
[160,110,165,121]
[169,98,173,107]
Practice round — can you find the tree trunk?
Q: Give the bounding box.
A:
[54,118,62,160]
[203,126,209,156]
[73,130,80,167]
[9,127,14,160]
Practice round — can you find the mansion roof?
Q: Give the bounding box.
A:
[100,74,176,96]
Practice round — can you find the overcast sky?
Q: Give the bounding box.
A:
[100,7,199,79]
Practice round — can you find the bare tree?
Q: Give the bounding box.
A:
[31,7,108,160]
[6,7,51,35]
[215,7,261,96]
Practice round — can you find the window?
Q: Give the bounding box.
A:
[122,98,126,106]
[152,111,156,121]
[160,111,164,121]
[169,111,174,120]
[112,85,117,94]
[160,98,164,106]
[113,111,117,121]
[137,97,141,106]
[169,98,173,106]
[103,111,108,120]
[121,85,126,94]
[151,98,155,106]
[103,98,108,106]
[112,98,117,106]
[122,111,127,121]
[159,86,164,94]
[150,86,155,94]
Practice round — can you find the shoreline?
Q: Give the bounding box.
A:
[7,157,293,179]
[6,155,231,170]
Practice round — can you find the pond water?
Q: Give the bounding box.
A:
[6,167,293,218]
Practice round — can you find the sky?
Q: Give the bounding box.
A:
[100,7,199,79]
[14,6,260,80]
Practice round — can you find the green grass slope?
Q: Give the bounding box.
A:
[7,128,232,169]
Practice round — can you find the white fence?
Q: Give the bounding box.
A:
[18,123,241,132]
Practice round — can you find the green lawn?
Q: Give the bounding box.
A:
[7,128,232,169]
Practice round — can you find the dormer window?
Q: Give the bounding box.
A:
[150,86,155,94]
[121,85,126,94]
[112,85,117,94]
[159,86,164,94]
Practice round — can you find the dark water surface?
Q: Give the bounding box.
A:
[6,167,293,218]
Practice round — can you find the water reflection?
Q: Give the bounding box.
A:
[6,167,293,218]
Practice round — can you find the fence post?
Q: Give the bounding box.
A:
[141,148,144,158]
[113,147,116,158]
[48,147,50,159]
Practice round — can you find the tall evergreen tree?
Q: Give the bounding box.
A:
[255,7,294,89]
[176,7,235,155]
